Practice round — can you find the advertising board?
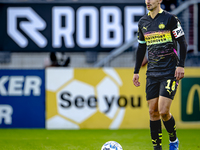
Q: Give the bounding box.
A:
[0,3,145,52]
[0,70,45,128]
[46,67,200,129]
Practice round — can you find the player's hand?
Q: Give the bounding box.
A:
[132,74,140,87]
[175,67,184,80]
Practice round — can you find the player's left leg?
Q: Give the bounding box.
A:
[159,96,179,150]
[158,96,177,139]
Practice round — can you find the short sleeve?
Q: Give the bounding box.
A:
[170,15,185,39]
[137,24,146,44]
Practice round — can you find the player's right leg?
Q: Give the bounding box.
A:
[148,98,162,150]
[146,77,162,150]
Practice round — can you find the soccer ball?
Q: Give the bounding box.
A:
[101,141,123,150]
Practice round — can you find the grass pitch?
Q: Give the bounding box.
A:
[0,129,199,150]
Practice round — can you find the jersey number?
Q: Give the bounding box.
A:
[165,79,176,91]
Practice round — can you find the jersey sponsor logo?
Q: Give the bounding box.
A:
[158,23,165,29]
[172,26,184,39]
[144,30,172,45]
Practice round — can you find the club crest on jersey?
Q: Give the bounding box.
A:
[158,23,165,29]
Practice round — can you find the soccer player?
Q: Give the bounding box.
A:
[132,0,187,150]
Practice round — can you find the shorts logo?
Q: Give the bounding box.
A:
[172,26,184,39]
[158,23,165,29]
[167,90,172,95]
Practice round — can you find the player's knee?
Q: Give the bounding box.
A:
[149,109,160,119]
[159,111,170,120]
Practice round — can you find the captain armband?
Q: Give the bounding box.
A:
[172,22,184,39]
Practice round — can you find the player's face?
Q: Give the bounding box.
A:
[145,0,162,11]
